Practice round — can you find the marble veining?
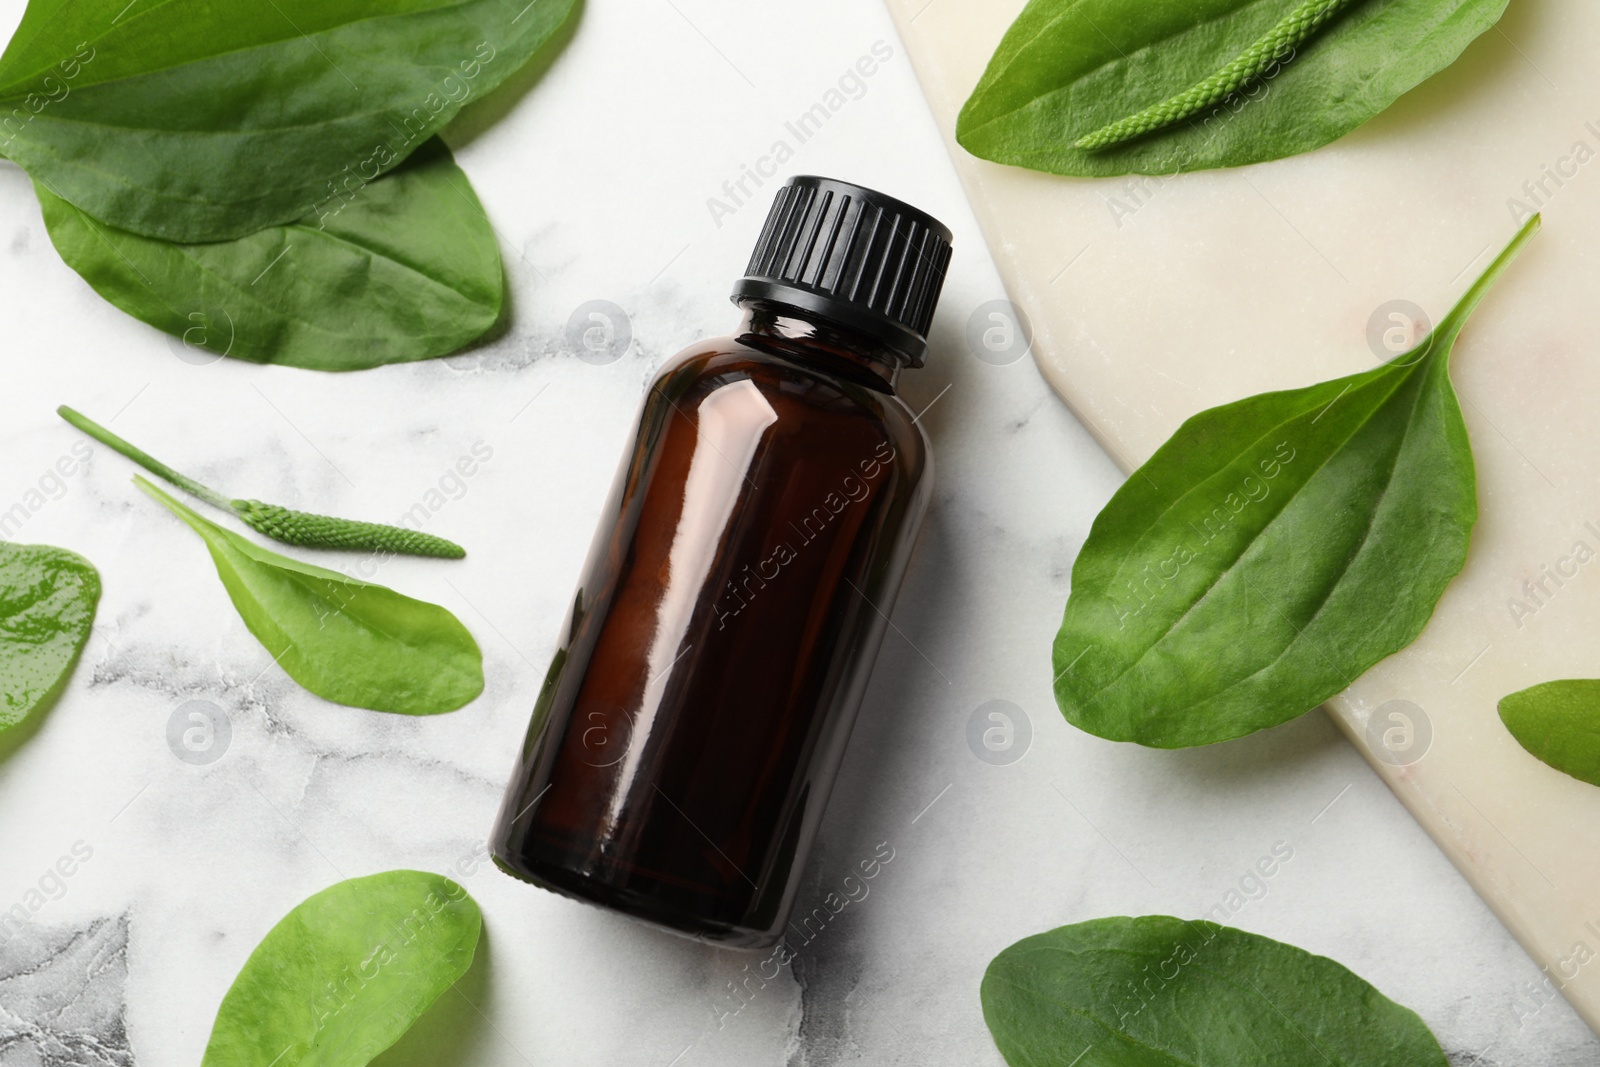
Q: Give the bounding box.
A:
[1,0,1598,1062]
[0,916,133,1066]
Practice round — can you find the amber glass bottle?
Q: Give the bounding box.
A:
[491,176,953,947]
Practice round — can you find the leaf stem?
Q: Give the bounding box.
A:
[58,405,233,509]
[72,406,467,559]
[132,473,210,534]
[1433,213,1542,350]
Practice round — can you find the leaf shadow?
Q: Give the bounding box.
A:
[796,503,964,878]
[444,0,585,150]
[743,510,964,1040]
[1339,0,1544,149]
[0,697,51,764]
[0,702,50,764]
[369,929,502,1067]
[455,253,516,355]
[1144,704,1353,795]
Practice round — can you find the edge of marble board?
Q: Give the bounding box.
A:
[882,0,1600,1038]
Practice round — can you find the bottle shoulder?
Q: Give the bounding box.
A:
[649,338,930,471]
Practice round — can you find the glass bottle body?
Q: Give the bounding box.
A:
[490,303,932,947]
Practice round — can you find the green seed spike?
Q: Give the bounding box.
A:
[1074,0,1360,151]
[57,406,466,560]
[230,500,465,558]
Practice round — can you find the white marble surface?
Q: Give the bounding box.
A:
[0,0,1594,1064]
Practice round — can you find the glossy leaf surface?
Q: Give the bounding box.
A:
[0,0,577,240]
[0,541,99,738]
[201,870,482,1067]
[982,916,1447,1066]
[139,477,483,714]
[958,0,1508,176]
[1052,216,1538,747]
[38,139,501,371]
[1499,680,1600,787]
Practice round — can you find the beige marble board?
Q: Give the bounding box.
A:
[885,0,1600,1035]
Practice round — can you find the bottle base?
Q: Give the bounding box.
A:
[490,850,782,951]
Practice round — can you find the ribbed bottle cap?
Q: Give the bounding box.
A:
[732,176,954,368]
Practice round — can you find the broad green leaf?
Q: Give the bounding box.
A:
[1053,215,1538,748]
[982,916,1447,1066]
[958,0,1508,177]
[1499,680,1600,787]
[202,870,482,1067]
[36,139,502,371]
[0,0,577,241]
[0,541,99,745]
[137,477,483,714]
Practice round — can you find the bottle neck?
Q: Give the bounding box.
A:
[734,300,903,392]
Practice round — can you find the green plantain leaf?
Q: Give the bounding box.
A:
[0,0,576,241]
[137,476,483,715]
[201,870,482,1067]
[36,138,502,371]
[1499,680,1600,787]
[0,541,99,746]
[1052,215,1538,748]
[958,0,1508,177]
[981,916,1447,1066]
